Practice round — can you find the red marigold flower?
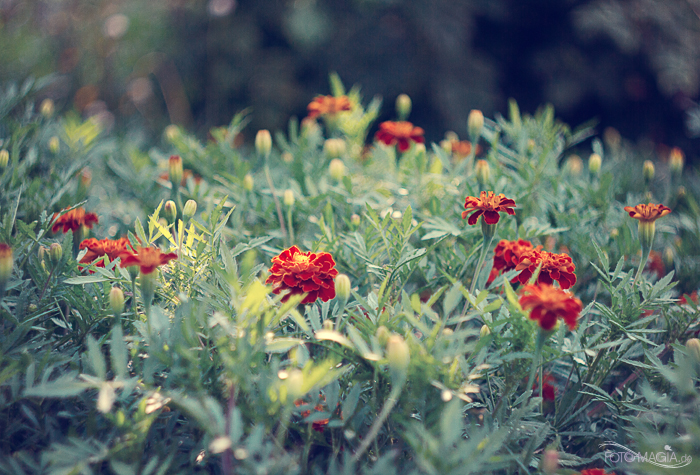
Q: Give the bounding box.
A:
[490,239,535,282]
[265,245,338,305]
[680,291,698,305]
[375,121,425,152]
[118,246,177,275]
[623,203,671,222]
[519,284,582,331]
[79,237,132,269]
[450,140,482,160]
[51,207,99,234]
[533,373,556,401]
[645,250,665,279]
[306,95,352,119]
[515,248,577,289]
[578,470,615,475]
[461,191,516,225]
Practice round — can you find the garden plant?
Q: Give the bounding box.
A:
[0,75,699,475]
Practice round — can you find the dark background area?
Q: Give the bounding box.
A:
[2,0,699,158]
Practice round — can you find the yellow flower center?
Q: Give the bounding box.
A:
[292,253,310,265]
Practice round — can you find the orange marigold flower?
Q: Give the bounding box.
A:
[533,373,556,401]
[375,121,425,152]
[265,245,338,305]
[680,291,698,305]
[519,284,582,331]
[118,246,177,275]
[515,249,577,289]
[294,396,331,432]
[623,203,671,222]
[79,237,132,269]
[461,191,516,225]
[51,207,99,234]
[450,140,482,159]
[306,95,351,119]
[578,470,616,475]
[493,239,535,274]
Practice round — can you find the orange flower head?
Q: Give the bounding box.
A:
[623,203,671,223]
[461,191,516,225]
[265,245,338,305]
[515,249,577,289]
[306,95,351,119]
[450,140,482,159]
[79,237,132,270]
[51,207,99,234]
[578,470,616,475]
[375,121,425,152]
[519,284,582,331]
[488,239,534,285]
[294,395,331,432]
[118,246,177,275]
[533,373,556,401]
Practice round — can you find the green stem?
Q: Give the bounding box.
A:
[264,165,288,243]
[286,206,295,248]
[525,330,547,405]
[632,246,650,291]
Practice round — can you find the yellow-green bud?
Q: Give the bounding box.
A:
[109,286,125,316]
[49,243,62,265]
[396,94,412,120]
[643,160,655,184]
[376,326,390,346]
[669,147,684,177]
[183,199,197,219]
[686,338,700,363]
[79,168,92,190]
[638,220,656,254]
[468,109,484,142]
[663,247,674,267]
[164,200,177,224]
[351,213,360,226]
[328,158,345,181]
[610,228,619,238]
[0,149,8,169]
[566,155,583,175]
[439,139,452,154]
[588,153,602,175]
[324,138,346,159]
[479,324,491,338]
[168,155,183,186]
[322,319,334,331]
[335,274,351,301]
[386,334,410,377]
[283,189,295,207]
[40,98,55,118]
[0,243,13,284]
[442,328,453,337]
[38,246,48,264]
[255,129,272,159]
[527,139,536,154]
[429,156,443,174]
[49,136,60,154]
[475,159,490,186]
[541,449,559,475]
[285,369,304,399]
[604,127,621,150]
[164,124,179,141]
[243,173,254,191]
[281,151,294,163]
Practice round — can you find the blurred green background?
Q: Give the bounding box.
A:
[2,0,699,158]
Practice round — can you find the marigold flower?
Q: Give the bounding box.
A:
[487,239,535,285]
[0,243,12,284]
[451,140,482,160]
[375,121,425,152]
[306,95,351,119]
[623,203,671,222]
[265,245,338,304]
[118,246,177,275]
[51,207,99,234]
[294,395,331,432]
[515,249,577,289]
[578,470,616,475]
[461,191,516,225]
[519,284,582,331]
[79,237,131,269]
[533,373,556,401]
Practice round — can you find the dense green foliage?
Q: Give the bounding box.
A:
[1,77,699,474]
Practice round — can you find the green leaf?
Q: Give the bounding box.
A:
[65,275,109,285]
[87,335,106,380]
[110,326,128,380]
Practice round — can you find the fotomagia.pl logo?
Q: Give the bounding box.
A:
[601,442,693,469]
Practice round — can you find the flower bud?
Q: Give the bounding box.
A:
[526,139,535,154]
[285,369,305,399]
[164,200,177,224]
[328,158,346,181]
[283,189,295,207]
[49,243,62,265]
[375,326,390,346]
[468,109,484,143]
[168,155,183,187]
[610,228,619,238]
[243,173,254,191]
[669,147,684,177]
[0,149,8,169]
[109,286,125,316]
[38,245,48,264]
[663,247,674,267]
[40,98,55,118]
[79,167,92,191]
[281,151,294,163]
[386,334,410,379]
[541,449,559,475]
[322,319,334,331]
[588,153,602,175]
[183,199,197,219]
[255,129,272,159]
[0,243,13,285]
[686,338,700,363]
[335,274,351,301]
[479,324,491,339]
[643,160,655,184]
[566,155,582,175]
[164,124,179,141]
[49,136,60,154]
[439,139,452,154]
[475,159,490,186]
[396,94,412,120]
[324,138,346,159]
